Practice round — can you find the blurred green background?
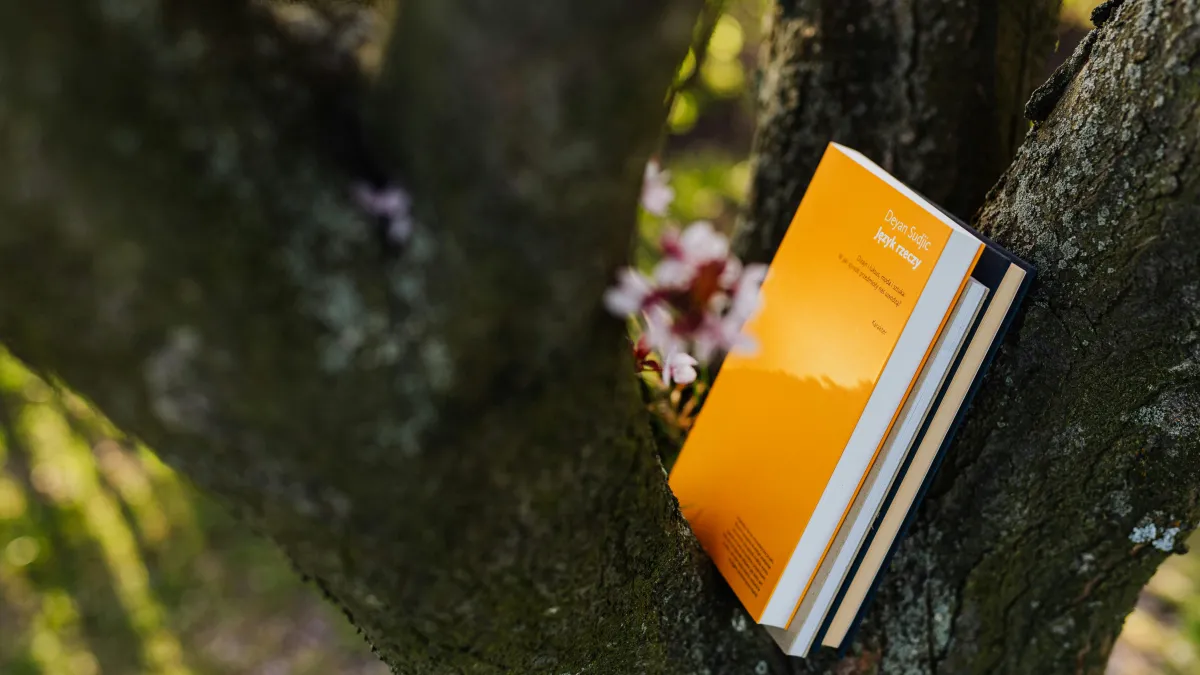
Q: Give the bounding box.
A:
[0,355,389,675]
[2,1,1192,673]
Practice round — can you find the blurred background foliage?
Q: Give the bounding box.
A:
[1,1,1192,673]
[1111,533,1200,675]
[0,354,388,675]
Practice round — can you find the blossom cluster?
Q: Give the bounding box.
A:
[353,182,415,244]
[603,160,767,386]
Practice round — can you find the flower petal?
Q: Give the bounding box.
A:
[603,268,652,317]
[642,304,675,351]
[678,221,729,265]
[728,263,768,322]
[354,183,411,217]
[665,351,699,386]
[641,160,676,216]
[652,259,695,289]
[719,257,743,289]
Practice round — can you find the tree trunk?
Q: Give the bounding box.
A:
[752,0,1200,672]
[0,0,1196,674]
[0,1,785,672]
[737,0,1061,264]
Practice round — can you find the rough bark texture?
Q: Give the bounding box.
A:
[0,1,786,673]
[737,0,1061,265]
[770,1,1200,672]
[0,0,1197,674]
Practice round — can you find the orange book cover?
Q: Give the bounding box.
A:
[667,143,980,625]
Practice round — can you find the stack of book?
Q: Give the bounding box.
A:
[668,143,1033,657]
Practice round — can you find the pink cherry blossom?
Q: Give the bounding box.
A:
[676,221,728,265]
[641,160,676,216]
[728,263,768,323]
[719,257,743,289]
[604,159,768,388]
[651,222,733,291]
[353,182,415,244]
[353,183,409,216]
[642,304,683,357]
[689,316,723,364]
[603,268,653,317]
[717,312,761,355]
[663,351,699,386]
[652,258,695,289]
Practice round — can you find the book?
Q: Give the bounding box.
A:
[815,227,1033,654]
[666,142,1033,656]
[768,276,988,655]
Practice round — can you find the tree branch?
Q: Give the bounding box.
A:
[781,1,1200,671]
[0,0,797,672]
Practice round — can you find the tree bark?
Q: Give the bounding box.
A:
[0,0,786,672]
[737,0,1061,265]
[751,0,1200,672]
[0,0,1197,674]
